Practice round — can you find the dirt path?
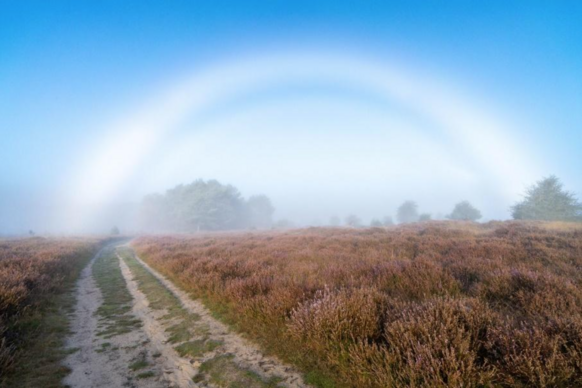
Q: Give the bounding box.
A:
[118,255,198,387]
[124,248,309,388]
[62,246,168,388]
[62,244,309,388]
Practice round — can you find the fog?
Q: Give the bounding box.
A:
[3,4,581,235]
[1,52,577,235]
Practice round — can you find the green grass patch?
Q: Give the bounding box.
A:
[95,342,112,354]
[118,248,208,344]
[196,355,282,388]
[92,249,141,339]
[166,316,201,344]
[129,359,149,371]
[117,248,185,316]
[304,371,337,388]
[174,339,222,358]
[136,371,156,379]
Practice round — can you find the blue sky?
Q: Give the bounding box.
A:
[1,1,582,232]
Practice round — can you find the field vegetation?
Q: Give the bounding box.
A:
[0,237,105,386]
[133,222,582,387]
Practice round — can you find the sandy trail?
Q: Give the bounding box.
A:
[63,244,309,388]
[118,254,198,387]
[63,247,169,388]
[127,248,309,388]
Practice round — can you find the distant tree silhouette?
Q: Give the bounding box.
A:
[448,201,482,221]
[246,195,275,229]
[110,226,120,235]
[345,215,362,228]
[512,175,581,221]
[370,218,383,227]
[139,179,275,232]
[418,213,432,222]
[382,216,394,226]
[397,201,419,224]
[273,219,293,229]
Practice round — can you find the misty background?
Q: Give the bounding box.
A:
[2,1,582,235]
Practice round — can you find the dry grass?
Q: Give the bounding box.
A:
[0,237,104,385]
[133,221,582,387]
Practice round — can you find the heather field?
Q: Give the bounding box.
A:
[133,222,582,388]
[0,237,103,386]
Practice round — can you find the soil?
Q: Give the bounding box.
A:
[61,244,309,388]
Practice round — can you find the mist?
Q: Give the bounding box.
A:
[2,2,582,236]
[0,60,577,235]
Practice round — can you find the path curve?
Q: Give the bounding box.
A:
[63,243,309,388]
[118,253,198,387]
[63,246,169,388]
[128,246,309,388]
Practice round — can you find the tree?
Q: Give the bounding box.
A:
[345,214,362,228]
[139,179,259,232]
[370,218,383,227]
[382,216,394,226]
[165,180,245,231]
[329,216,341,227]
[397,201,419,224]
[110,226,120,235]
[448,201,482,221]
[246,195,275,229]
[512,175,582,221]
[273,219,294,229]
[419,213,432,222]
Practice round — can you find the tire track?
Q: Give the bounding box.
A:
[118,253,198,387]
[63,247,170,387]
[125,246,309,388]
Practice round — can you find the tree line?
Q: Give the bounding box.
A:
[138,175,581,232]
[139,179,274,232]
[338,199,483,228]
[337,175,582,228]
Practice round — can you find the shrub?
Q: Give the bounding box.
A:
[0,238,101,380]
[448,201,482,221]
[133,222,582,387]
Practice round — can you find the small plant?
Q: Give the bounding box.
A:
[133,222,582,387]
[129,359,149,371]
[0,238,103,385]
[448,201,482,221]
[136,371,156,379]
